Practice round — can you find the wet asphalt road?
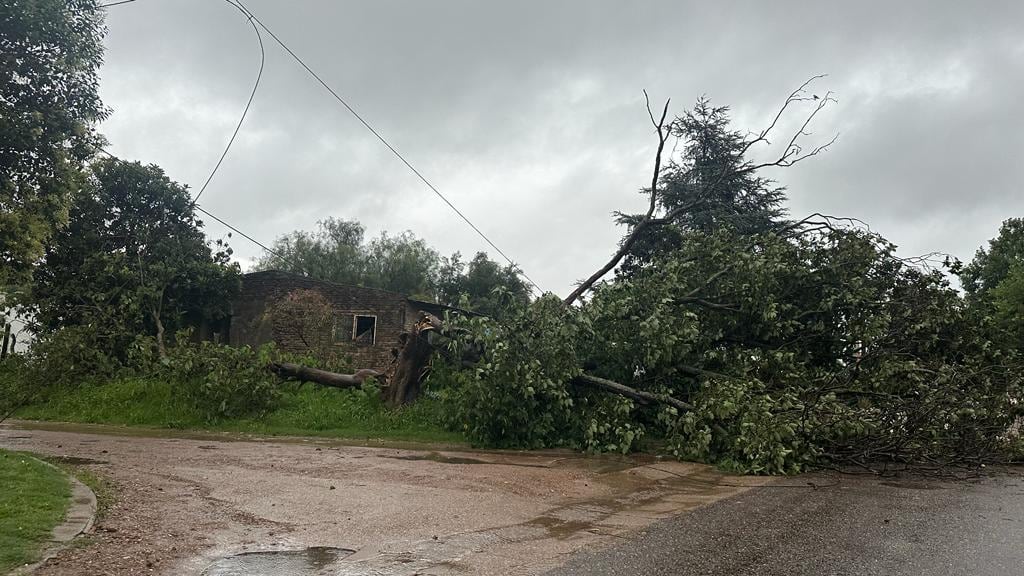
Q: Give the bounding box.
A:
[548,468,1024,576]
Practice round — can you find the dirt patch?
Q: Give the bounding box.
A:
[1,421,760,575]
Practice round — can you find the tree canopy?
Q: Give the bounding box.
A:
[961,218,1024,351]
[962,218,1024,296]
[437,252,530,317]
[617,97,788,276]
[25,158,239,358]
[1,0,108,290]
[255,218,528,313]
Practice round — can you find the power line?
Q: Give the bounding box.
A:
[92,145,306,273]
[99,0,544,294]
[192,0,265,204]
[192,205,302,271]
[95,0,299,268]
[234,1,543,294]
[98,0,265,205]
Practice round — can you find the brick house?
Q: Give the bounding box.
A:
[228,270,457,369]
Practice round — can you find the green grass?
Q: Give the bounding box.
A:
[0,450,72,572]
[16,378,464,444]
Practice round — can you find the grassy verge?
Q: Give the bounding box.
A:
[0,450,72,572]
[16,378,464,444]
[39,460,114,523]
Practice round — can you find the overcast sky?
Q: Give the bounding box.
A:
[95,0,1024,296]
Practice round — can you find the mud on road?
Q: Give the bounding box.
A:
[0,421,767,575]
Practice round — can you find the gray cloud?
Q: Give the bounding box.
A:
[97,0,1024,294]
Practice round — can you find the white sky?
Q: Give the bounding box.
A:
[95,0,1024,297]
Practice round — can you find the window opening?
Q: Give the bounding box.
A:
[352,315,376,345]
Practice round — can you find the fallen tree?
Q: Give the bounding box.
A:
[279,79,838,411]
[265,78,1022,473]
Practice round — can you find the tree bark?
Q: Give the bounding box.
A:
[383,312,443,407]
[266,312,444,407]
[151,306,168,360]
[269,362,384,389]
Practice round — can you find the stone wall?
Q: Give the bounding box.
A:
[230,271,410,369]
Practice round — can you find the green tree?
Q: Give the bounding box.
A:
[253,217,366,284]
[437,251,529,316]
[960,218,1024,351]
[254,220,440,297]
[1,0,108,289]
[961,218,1024,296]
[26,158,239,358]
[441,226,1022,472]
[257,218,531,311]
[991,264,1024,350]
[362,231,439,298]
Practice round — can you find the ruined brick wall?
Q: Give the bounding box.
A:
[230,271,409,369]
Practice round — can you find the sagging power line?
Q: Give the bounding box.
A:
[192,0,265,204]
[98,0,544,295]
[92,145,307,273]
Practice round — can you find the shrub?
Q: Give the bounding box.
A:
[160,334,281,421]
[21,325,123,388]
[431,296,582,449]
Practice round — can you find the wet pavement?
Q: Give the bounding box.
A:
[547,468,1024,576]
[0,420,767,575]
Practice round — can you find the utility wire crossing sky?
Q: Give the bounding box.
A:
[94,0,1024,296]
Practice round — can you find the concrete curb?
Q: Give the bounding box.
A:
[12,459,97,575]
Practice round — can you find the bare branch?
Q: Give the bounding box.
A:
[565,76,837,305]
[572,373,693,412]
[739,74,828,157]
[563,91,672,306]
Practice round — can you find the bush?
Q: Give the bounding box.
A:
[0,325,124,415]
[160,336,281,422]
[21,325,123,388]
[0,355,29,417]
[431,296,582,449]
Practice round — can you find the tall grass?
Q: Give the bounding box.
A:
[16,378,463,444]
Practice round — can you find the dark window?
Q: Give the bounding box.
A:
[352,315,376,345]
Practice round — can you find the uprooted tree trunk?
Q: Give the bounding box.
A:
[383,313,442,407]
[269,363,384,389]
[267,312,444,408]
[270,309,700,413]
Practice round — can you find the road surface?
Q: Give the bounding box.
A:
[548,466,1024,576]
[0,420,765,575]
[4,420,1019,576]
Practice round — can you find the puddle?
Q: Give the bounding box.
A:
[49,455,109,465]
[525,515,596,539]
[202,547,355,576]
